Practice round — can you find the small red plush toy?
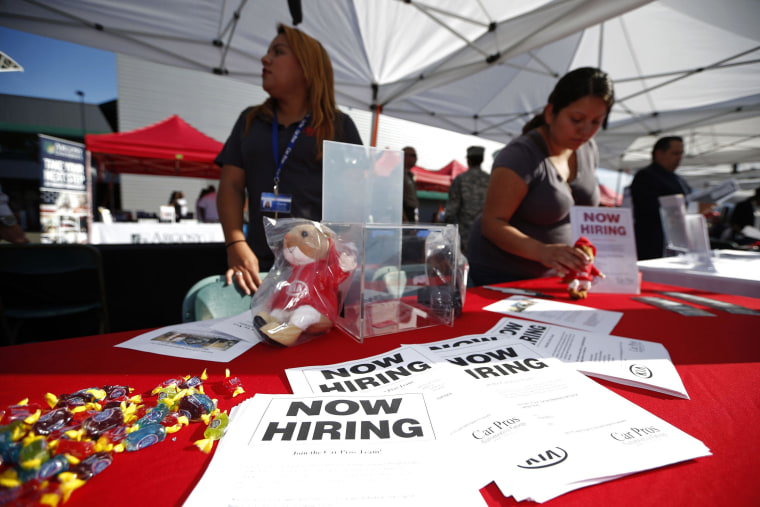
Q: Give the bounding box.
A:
[252,221,357,347]
[560,236,605,300]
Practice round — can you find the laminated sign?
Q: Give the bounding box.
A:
[570,205,640,294]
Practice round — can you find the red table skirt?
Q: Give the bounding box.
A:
[2,278,759,506]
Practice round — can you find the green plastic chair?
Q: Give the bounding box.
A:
[182,274,263,322]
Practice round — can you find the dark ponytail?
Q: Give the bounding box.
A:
[522,114,546,134]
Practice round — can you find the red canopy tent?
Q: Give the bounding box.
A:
[411,160,468,193]
[85,115,223,179]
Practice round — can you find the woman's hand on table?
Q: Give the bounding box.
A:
[225,241,262,295]
[538,243,590,276]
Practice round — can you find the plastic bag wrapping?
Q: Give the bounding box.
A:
[417,226,468,318]
[337,224,467,342]
[251,218,358,347]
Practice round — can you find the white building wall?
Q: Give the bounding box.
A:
[116,54,503,216]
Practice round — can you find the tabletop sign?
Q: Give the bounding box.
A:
[570,206,640,294]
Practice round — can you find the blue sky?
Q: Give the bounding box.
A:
[0,26,117,104]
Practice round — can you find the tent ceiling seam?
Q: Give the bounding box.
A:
[607,101,658,136]
[684,135,760,160]
[658,107,750,135]
[521,51,560,78]
[488,0,608,68]
[383,101,513,138]
[344,2,377,87]
[21,0,88,29]
[216,0,247,40]
[411,2,490,59]
[618,46,760,103]
[386,0,582,104]
[613,57,760,84]
[381,105,530,122]
[215,0,248,74]
[618,16,658,120]
[4,13,213,72]
[412,1,492,29]
[17,2,217,48]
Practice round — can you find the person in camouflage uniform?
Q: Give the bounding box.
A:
[444,146,490,254]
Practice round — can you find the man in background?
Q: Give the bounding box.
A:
[729,186,760,242]
[444,146,489,254]
[631,136,690,260]
[402,146,420,223]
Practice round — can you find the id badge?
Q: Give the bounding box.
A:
[260,192,292,214]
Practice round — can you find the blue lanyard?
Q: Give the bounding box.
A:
[272,109,310,194]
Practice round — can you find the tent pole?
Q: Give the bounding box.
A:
[106,163,116,213]
[370,104,382,147]
[370,83,381,147]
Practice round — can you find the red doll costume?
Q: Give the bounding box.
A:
[253,221,356,346]
[560,236,605,299]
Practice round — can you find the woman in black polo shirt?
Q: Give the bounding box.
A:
[216,24,362,295]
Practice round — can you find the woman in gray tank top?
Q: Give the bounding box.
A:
[468,67,615,285]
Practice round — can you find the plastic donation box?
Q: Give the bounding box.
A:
[321,141,466,342]
[325,222,465,343]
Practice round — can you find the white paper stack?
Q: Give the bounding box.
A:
[184,391,487,506]
[481,317,690,398]
[185,334,709,505]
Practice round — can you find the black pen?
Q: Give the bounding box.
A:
[482,285,555,298]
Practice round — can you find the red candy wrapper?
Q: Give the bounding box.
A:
[222,369,245,398]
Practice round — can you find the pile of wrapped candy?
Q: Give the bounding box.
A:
[0,369,244,506]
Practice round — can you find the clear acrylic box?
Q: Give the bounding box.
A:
[326,222,466,343]
[321,141,466,343]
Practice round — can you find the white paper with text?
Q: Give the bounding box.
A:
[412,341,709,502]
[482,318,688,398]
[115,311,261,362]
[286,346,575,493]
[184,392,487,507]
[483,295,623,334]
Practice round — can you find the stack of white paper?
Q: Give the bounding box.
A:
[184,391,487,506]
[185,336,709,505]
[479,317,689,398]
[407,340,709,502]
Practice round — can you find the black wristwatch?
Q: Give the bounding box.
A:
[0,214,18,227]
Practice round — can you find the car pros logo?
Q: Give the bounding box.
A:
[517,447,568,469]
[629,364,653,379]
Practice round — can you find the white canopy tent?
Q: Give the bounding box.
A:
[1,0,758,170]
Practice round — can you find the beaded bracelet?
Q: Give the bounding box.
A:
[225,239,246,248]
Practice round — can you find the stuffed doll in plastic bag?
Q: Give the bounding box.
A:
[252,218,357,347]
[559,236,605,300]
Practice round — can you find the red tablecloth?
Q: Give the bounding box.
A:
[2,279,759,506]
